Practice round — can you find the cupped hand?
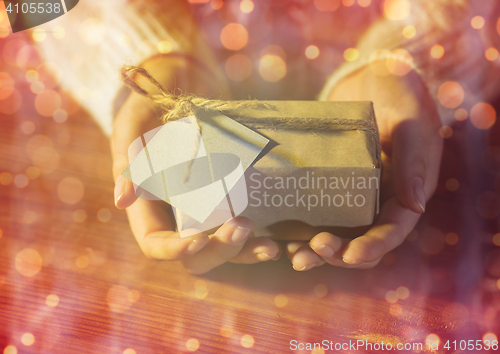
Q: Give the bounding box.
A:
[111,57,281,274]
[289,66,443,271]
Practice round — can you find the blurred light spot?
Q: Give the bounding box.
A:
[497,278,500,290]
[52,26,65,39]
[402,25,416,39]
[0,89,22,114]
[314,283,328,297]
[445,232,459,245]
[188,0,209,2]
[342,0,355,6]
[305,45,320,60]
[425,334,440,348]
[3,345,17,354]
[30,81,45,94]
[15,248,42,277]
[26,135,59,173]
[127,290,140,303]
[57,177,84,205]
[385,290,398,303]
[314,0,340,11]
[0,172,13,185]
[383,0,410,21]
[418,227,445,255]
[35,90,62,117]
[386,49,413,76]
[211,0,223,10]
[493,233,500,246]
[73,209,87,223]
[476,191,500,219]
[483,332,498,343]
[471,102,496,129]
[123,349,136,354]
[439,126,453,138]
[311,350,325,354]
[3,39,25,66]
[261,45,286,60]
[53,109,68,123]
[240,0,254,13]
[396,286,409,299]
[76,255,89,269]
[107,285,131,313]
[485,47,499,61]
[430,44,444,59]
[186,338,200,352]
[389,303,402,317]
[37,62,61,89]
[97,208,112,222]
[194,279,208,299]
[445,178,459,192]
[25,70,38,83]
[343,48,359,62]
[220,23,248,51]
[16,44,41,70]
[23,211,38,224]
[0,26,9,39]
[158,40,172,54]
[21,121,35,135]
[454,108,468,121]
[220,325,232,338]
[498,17,500,36]
[21,333,34,346]
[46,294,59,307]
[32,29,46,42]
[437,81,464,109]
[369,50,391,76]
[471,16,485,29]
[14,174,28,188]
[241,334,254,348]
[0,229,2,239]
[225,54,252,81]
[358,0,371,7]
[0,72,14,100]
[259,54,286,82]
[274,294,288,307]
[80,18,106,45]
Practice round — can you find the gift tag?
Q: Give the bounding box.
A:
[5,0,79,33]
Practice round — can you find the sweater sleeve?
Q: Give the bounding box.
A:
[318,0,500,126]
[34,0,220,136]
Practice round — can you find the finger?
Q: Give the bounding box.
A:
[290,244,326,271]
[229,237,281,264]
[181,217,254,274]
[341,196,420,265]
[285,242,307,260]
[126,198,210,260]
[391,115,442,214]
[111,93,161,209]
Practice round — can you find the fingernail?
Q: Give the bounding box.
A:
[187,239,206,255]
[114,177,125,207]
[254,253,274,262]
[231,226,251,245]
[342,256,362,265]
[292,263,316,271]
[413,178,426,213]
[311,245,334,258]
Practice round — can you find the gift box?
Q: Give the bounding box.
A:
[122,100,381,241]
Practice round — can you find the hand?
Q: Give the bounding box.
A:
[288,65,443,270]
[111,57,281,274]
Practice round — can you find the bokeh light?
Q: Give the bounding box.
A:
[241,334,254,348]
[470,102,496,129]
[342,0,355,6]
[471,16,485,29]
[485,47,499,61]
[21,121,36,135]
[52,26,65,39]
[46,294,60,307]
[483,332,498,343]
[274,294,288,308]
[492,233,500,246]
[53,109,68,123]
[343,48,359,62]
[0,172,13,185]
[73,209,87,223]
[305,45,320,60]
[186,338,200,352]
[402,25,416,39]
[57,177,84,205]
[437,81,464,108]
[369,50,391,76]
[97,208,112,222]
[194,279,208,299]
[157,40,172,54]
[14,174,28,188]
[3,345,17,354]
[396,286,409,299]
[79,18,106,45]
[240,0,254,13]
[26,135,60,173]
[314,283,328,297]
[439,126,453,138]
[225,54,252,81]
[220,23,248,51]
[385,290,398,303]
[21,333,34,346]
[445,178,459,191]
[0,72,14,100]
[454,108,468,121]
[23,211,38,224]
[107,285,132,313]
[211,0,223,10]
[123,349,136,354]
[430,44,444,59]
[383,0,411,21]
[259,54,286,82]
[15,248,43,277]
[445,232,459,245]
[314,0,341,12]
[0,89,22,115]
[386,49,413,76]
[35,90,62,117]
[389,303,402,317]
[76,255,89,269]
[127,290,141,303]
[358,0,371,7]
[31,29,46,42]
[425,334,440,348]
